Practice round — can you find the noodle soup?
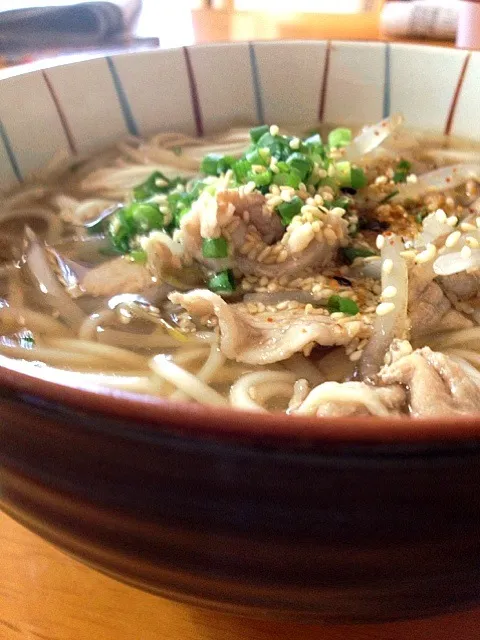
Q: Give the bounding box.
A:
[2,116,480,418]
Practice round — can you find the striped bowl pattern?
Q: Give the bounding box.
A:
[0,41,477,191]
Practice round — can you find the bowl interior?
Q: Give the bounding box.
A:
[1,41,480,442]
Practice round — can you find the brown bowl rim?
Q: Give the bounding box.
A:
[1,354,479,445]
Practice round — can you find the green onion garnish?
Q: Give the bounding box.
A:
[200,153,235,176]
[129,249,148,264]
[202,237,229,259]
[272,170,302,189]
[378,189,399,204]
[286,152,313,181]
[130,202,164,233]
[335,162,367,190]
[327,295,359,316]
[277,196,303,226]
[393,158,412,184]
[208,269,235,293]
[328,127,352,149]
[249,124,269,143]
[133,171,184,201]
[341,246,377,264]
[350,167,367,190]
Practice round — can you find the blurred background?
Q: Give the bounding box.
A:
[0,0,460,71]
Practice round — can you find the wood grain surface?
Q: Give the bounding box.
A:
[1,512,480,640]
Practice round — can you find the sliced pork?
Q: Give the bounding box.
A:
[169,289,369,365]
[378,346,480,416]
[81,257,154,297]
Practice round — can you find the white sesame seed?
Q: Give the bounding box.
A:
[461,245,473,260]
[466,236,480,249]
[446,216,458,227]
[382,285,397,299]
[376,302,395,316]
[330,312,346,320]
[267,195,283,209]
[269,184,280,195]
[375,175,388,185]
[317,169,327,179]
[280,189,293,202]
[349,350,363,362]
[269,162,279,174]
[306,197,316,206]
[244,180,256,195]
[461,222,477,232]
[415,243,437,264]
[251,164,265,173]
[445,230,461,248]
[269,124,279,136]
[289,137,300,150]
[435,209,447,223]
[382,258,393,275]
[406,174,418,183]
[323,227,337,246]
[476,217,480,229]
[330,207,346,217]
[376,235,385,250]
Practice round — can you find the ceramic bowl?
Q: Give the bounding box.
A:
[1,41,480,623]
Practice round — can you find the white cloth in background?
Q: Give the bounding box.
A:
[380,0,459,40]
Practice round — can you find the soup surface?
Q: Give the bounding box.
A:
[2,116,480,417]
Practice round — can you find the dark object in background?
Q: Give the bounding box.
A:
[0,0,147,54]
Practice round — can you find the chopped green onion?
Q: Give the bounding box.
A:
[130,202,164,233]
[256,132,290,161]
[129,250,148,264]
[335,161,352,187]
[108,208,136,253]
[201,153,235,176]
[202,237,229,259]
[351,167,367,190]
[304,133,322,148]
[208,269,235,293]
[327,294,359,316]
[397,159,411,171]
[328,127,352,149]
[335,162,366,189]
[378,189,399,204]
[286,152,313,181]
[272,169,302,189]
[341,246,377,264]
[246,148,269,166]
[233,158,251,183]
[393,158,412,184]
[251,169,272,187]
[414,207,428,224]
[249,124,269,143]
[277,195,303,225]
[133,171,183,201]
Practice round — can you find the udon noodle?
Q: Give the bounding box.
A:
[3,116,480,418]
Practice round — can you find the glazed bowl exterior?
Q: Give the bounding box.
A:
[1,41,480,622]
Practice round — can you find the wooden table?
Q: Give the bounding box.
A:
[2,511,480,640]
